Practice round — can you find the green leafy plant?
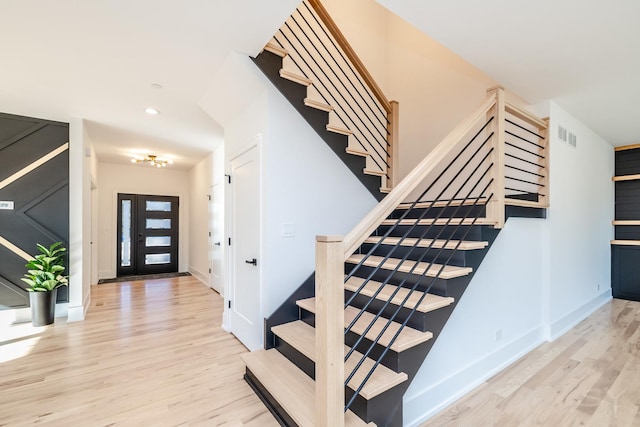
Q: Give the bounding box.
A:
[21,242,68,292]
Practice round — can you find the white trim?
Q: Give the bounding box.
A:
[189,265,209,285]
[548,289,612,341]
[67,289,91,322]
[404,326,545,427]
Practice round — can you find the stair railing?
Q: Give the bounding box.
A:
[271,0,399,188]
[314,87,548,423]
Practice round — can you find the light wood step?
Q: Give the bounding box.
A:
[271,321,408,399]
[613,220,640,226]
[264,42,289,57]
[346,254,472,280]
[241,349,373,427]
[327,124,353,136]
[611,240,640,246]
[505,198,547,208]
[612,174,640,182]
[397,198,488,210]
[364,236,488,251]
[345,276,454,313]
[363,169,385,177]
[380,187,392,194]
[304,98,333,112]
[296,298,432,352]
[279,69,312,86]
[380,218,496,226]
[346,147,369,157]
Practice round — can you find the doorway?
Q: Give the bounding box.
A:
[209,183,224,294]
[229,142,262,350]
[117,194,179,277]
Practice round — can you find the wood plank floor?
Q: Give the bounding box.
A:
[0,276,278,427]
[420,298,640,427]
[3,278,640,427]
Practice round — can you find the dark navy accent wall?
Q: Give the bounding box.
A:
[0,112,69,310]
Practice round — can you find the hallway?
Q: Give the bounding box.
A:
[0,276,277,426]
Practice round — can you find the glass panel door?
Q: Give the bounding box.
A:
[116,194,179,277]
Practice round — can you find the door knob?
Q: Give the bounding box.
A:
[214,242,221,246]
[245,258,257,266]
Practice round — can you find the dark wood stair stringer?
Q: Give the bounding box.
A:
[252,49,385,201]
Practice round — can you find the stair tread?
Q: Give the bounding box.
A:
[347,254,472,279]
[364,236,488,250]
[304,97,333,112]
[381,218,496,226]
[271,321,408,399]
[296,298,433,352]
[279,69,312,86]
[345,276,454,313]
[327,123,353,135]
[363,168,386,177]
[264,42,289,57]
[380,187,391,193]
[396,198,488,210]
[241,349,373,427]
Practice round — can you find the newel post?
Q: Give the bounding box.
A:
[315,235,345,427]
[486,85,506,228]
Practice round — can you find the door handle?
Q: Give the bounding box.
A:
[245,258,257,266]
[214,242,221,246]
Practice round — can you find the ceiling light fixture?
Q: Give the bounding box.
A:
[145,107,160,115]
[131,154,172,168]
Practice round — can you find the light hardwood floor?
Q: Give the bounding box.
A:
[0,276,278,427]
[420,298,640,427]
[3,278,640,427]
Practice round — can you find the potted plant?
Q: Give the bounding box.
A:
[21,242,68,326]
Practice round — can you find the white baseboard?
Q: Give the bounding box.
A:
[189,266,210,286]
[67,290,91,322]
[404,326,544,427]
[548,289,612,341]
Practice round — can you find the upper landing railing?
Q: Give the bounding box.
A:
[271,0,399,188]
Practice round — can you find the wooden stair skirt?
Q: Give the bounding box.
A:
[242,197,508,426]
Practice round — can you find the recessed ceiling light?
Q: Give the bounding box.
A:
[151,83,163,89]
[145,108,160,115]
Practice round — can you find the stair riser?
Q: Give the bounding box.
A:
[390,204,486,219]
[375,224,485,241]
[244,369,298,427]
[273,336,404,426]
[345,265,468,297]
[346,290,436,332]
[358,243,471,267]
[615,225,640,240]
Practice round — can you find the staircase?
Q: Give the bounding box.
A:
[241,1,549,426]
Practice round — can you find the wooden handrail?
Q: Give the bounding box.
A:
[308,0,391,114]
[343,94,498,258]
[505,102,548,130]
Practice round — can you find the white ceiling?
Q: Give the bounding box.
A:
[0,0,298,169]
[378,0,640,146]
[1,0,636,170]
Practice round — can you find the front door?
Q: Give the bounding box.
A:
[117,194,179,277]
[229,144,262,350]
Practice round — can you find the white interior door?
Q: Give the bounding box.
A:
[209,183,223,294]
[229,144,262,350]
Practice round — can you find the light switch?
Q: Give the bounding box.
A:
[282,223,295,238]
[0,201,14,210]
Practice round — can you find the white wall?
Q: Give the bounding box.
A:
[188,154,214,284]
[404,104,614,426]
[201,52,378,344]
[67,118,94,322]
[96,162,190,279]
[544,102,614,338]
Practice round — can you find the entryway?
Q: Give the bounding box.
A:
[116,194,179,277]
